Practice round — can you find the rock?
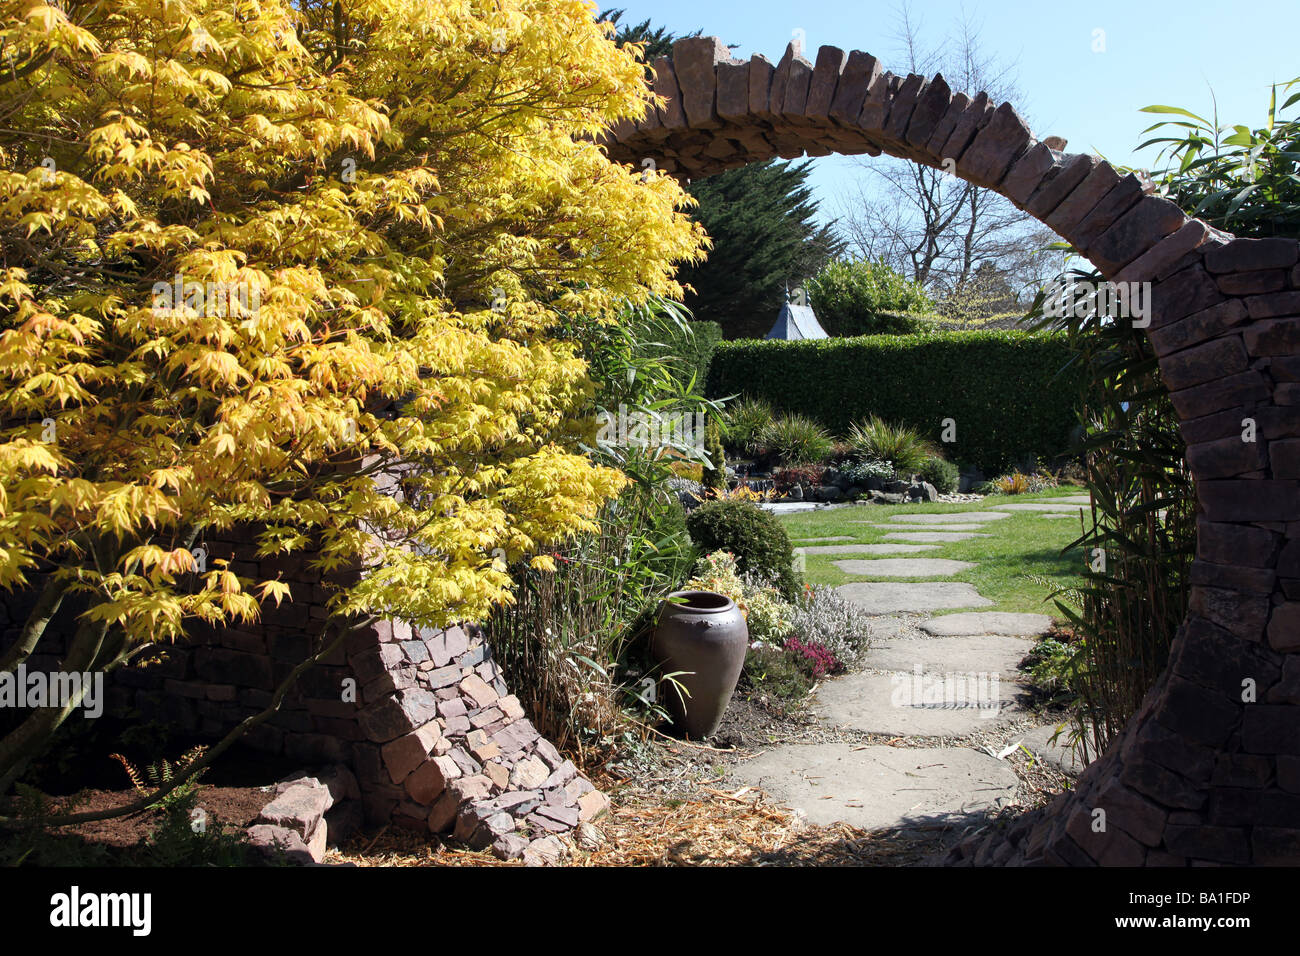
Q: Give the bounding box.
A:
[523,835,568,866]
[816,484,844,502]
[883,479,910,494]
[575,821,604,850]
[908,481,938,502]
[577,789,610,822]
[258,782,332,842]
[870,491,906,505]
[247,824,320,865]
[492,832,530,861]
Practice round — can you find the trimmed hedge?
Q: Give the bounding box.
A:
[682,320,723,387]
[706,331,1082,472]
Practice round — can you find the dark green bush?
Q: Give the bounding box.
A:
[918,457,960,494]
[706,330,1081,472]
[685,499,800,600]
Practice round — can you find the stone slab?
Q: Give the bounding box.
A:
[864,633,1033,677]
[838,581,993,614]
[920,612,1053,637]
[814,671,1024,736]
[889,512,1012,523]
[882,532,992,543]
[996,503,1086,512]
[833,558,976,577]
[1039,495,1091,505]
[869,523,988,532]
[1019,722,1095,775]
[728,743,1019,831]
[760,502,819,513]
[796,543,941,555]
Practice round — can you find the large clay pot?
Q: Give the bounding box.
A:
[651,590,749,740]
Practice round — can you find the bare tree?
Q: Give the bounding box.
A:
[834,5,1056,306]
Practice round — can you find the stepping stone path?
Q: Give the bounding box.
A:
[1040,495,1091,505]
[921,612,1052,637]
[837,582,992,614]
[729,744,1018,831]
[796,542,940,555]
[726,499,1078,833]
[883,531,990,543]
[833,558,975,577]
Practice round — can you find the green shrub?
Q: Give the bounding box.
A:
[701,418,727,493]
[918,457,960,494]
[846,415,936,474]
[760,412,835,466]
[706,331,1081,472]
[806,258,935,336]
[685,499,800,600]
[722,395,774,456]
[742,644,820,701]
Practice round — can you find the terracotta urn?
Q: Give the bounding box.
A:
[651,590,749,740]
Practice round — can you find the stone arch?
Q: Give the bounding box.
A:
[606,37,1300,866]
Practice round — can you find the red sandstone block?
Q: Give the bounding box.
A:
[1267,603,1300,652]
[1197,479,1300,522]
[1205,237,1299,274]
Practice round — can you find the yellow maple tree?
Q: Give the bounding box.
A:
[0,0,706,788]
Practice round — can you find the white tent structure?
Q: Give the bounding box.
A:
[765,289,828,340]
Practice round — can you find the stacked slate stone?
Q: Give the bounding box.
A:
[353,620,608,862]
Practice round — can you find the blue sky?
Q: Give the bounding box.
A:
[603,0,1299,223]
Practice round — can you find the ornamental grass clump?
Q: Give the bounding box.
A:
[846,415,937,474]
[760,413,836,466]
[722,396,775,456]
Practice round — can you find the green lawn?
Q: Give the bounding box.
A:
[777,486,1091,620]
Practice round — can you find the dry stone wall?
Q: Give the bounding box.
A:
[1,523,606,860]
[608,37,1300,866]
